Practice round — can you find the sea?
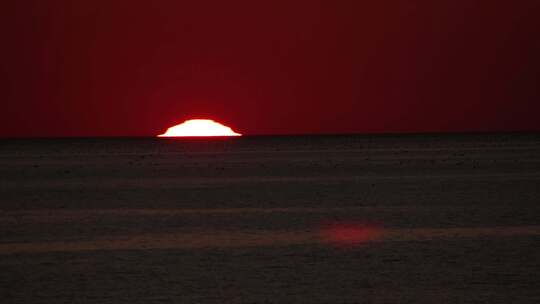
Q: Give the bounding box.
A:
[1,133,539,303]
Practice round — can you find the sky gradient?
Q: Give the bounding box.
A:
[2,0,540,137]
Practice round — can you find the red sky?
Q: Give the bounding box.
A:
[2,0,539,137]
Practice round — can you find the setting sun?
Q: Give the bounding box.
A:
[158,119,242,137]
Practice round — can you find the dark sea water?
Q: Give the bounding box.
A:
[1,134,540,303]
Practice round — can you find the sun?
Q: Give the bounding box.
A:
[158,119,242,137]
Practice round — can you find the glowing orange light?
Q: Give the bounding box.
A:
[158,119,242,137]
[320,222,383,248]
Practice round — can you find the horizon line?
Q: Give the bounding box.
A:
[1,130,540,140]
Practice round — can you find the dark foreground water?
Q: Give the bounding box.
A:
[1,133,540,303]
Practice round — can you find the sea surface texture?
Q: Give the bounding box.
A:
[1,134,539,303]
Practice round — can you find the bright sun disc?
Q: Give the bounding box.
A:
[158,119,242,137]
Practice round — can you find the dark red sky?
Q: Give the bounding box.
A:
[2,0,539,137]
